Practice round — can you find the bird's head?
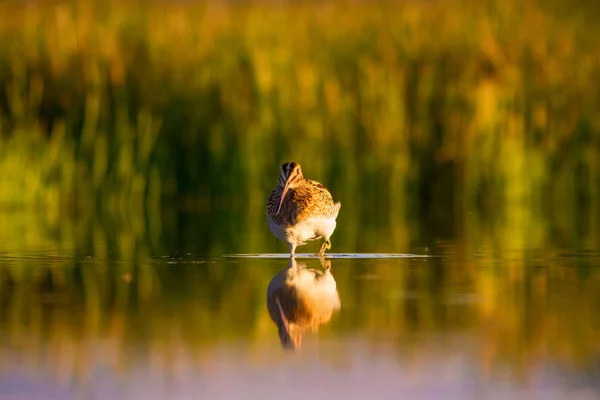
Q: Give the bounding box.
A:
[276,161,304,214]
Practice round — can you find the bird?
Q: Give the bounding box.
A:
[266,257,341,350]
[266,162,341,256]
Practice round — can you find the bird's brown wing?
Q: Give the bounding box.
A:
[292,180,341,223]
[266,180,341,226]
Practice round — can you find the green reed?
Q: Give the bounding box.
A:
[0,0,599,251]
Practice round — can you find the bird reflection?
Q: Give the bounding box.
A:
[266,256,341,351]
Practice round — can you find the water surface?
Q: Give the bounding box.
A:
[1,218,599,399]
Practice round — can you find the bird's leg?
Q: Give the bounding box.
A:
[316,240,331,257]
[289,243,296,256]
[317,242,326,256]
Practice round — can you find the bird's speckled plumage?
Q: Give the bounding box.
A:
[266,257,341,350]
[266,162,341,255]
[266,180,340,226]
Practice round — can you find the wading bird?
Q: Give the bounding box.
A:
[266,162,341,256]
[266,257,341,350]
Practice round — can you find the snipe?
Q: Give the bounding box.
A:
[266,162,341,256]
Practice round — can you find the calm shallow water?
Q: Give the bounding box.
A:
[1,211,600,400]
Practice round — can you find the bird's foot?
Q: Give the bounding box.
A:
[316,240,331,257]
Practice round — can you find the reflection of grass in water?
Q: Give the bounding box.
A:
[1,248,600,385]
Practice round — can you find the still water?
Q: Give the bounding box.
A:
[1,209,600,400]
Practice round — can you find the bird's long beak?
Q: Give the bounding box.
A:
[275,180,291,215]
[276,297,289,331]
[276,297,292,345]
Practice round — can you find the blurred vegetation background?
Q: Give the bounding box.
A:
[1,0,600,390]
[0,0,598,253]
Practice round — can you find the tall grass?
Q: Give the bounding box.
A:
[0,0,599,249]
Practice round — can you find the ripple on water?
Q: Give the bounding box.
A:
[223,253,435,259]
